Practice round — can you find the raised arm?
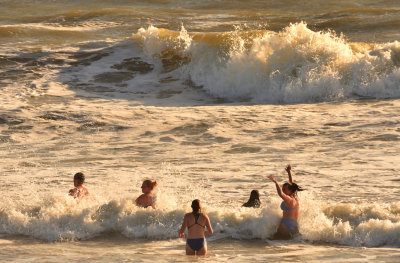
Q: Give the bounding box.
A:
[268,176,291,202]
[285,164,293,184]
[178,214,188,238]
[204,214,213,235]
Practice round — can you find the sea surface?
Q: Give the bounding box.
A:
[1,0,400,262]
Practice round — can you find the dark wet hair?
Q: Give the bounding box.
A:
[243,190,261,208]
[191,199,201,214]
[283,182,304,194]
[74,172,85,185]
[143,179,157,190]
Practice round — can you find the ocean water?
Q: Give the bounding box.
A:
[1,0,400,262]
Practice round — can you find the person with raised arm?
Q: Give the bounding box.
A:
[178,199,213,255]
[269,164,303,239]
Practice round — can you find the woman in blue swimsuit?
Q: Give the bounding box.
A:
[269,164,303,239]
[178,199,213,255]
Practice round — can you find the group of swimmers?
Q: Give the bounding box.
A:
[68,164,303,256]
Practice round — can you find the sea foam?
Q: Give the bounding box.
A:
[1,191,399,247]
[134,22,400,103]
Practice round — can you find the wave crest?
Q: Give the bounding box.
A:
[1,193,400,247]
[134,22,400,103]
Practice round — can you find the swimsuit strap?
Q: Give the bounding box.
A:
[149,195,156,205]
[145,193,156,206]
[188,213,205,229]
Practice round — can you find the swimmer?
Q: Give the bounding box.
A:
[178,199,213,256]
[135,179,157,208]
[268,164,303,239]
[242,190,261,208]
[69,172,89,199]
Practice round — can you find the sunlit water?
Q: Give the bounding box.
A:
[1,0,400,262]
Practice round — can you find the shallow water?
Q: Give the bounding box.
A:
[1,0,400,262]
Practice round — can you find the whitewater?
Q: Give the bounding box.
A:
[0,0,400,262]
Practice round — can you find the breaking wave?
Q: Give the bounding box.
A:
[133,22,400,103]
[1,192,399,247]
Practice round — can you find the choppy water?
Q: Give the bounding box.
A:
[1,0,400,262]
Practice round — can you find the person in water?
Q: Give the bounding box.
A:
[268,164,303,239]
[242,190,261,208]
[135,179,157,208]
[178,199,213,256]
[69,172,89,199]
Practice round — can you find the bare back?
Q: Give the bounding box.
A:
[69,186,89,199]
[185,213,207,239]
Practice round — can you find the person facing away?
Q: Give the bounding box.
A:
[69,172,89,199]
[268,164,304,239]
[178,199,213,256]
[242,190,261,208]
[135,179,157,209]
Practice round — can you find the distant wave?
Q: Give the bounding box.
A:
[0,22,117,38]
[1,192,399,247]
[133,23,400,103]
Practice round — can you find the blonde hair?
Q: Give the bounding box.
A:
[143,179,157,190]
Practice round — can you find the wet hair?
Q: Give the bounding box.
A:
[243,190,261,208]
[283,182,304,194]
[191,199,201,214]
[142,179,157,190]
[74,172,85,186]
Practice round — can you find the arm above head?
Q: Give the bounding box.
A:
[268,175,291,202]
[178,214,188,238]
[204,214,213,235]
[286,164,293,184]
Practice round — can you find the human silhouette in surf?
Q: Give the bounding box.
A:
[242,190,261,208]
[269,164,304,239]
[135,179,157,209]
[178,199,213,255]
[69,172,89,199]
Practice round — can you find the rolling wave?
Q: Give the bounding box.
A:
[133,23,400,103]
[1,193,399,247]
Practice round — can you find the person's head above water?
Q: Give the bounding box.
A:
[191,199,202,214]
[282,182,303,195]
[74,172,85,187]
[249,190,260,201]
[243,190,261,208]
[141,179,157,194]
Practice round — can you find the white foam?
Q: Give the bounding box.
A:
[1,190,399,247]
[134,23,400,103]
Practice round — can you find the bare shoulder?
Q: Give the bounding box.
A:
[137,194,148,200]
[200,213,210,221]
[184,213,192,218]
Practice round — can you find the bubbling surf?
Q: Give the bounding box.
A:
[134,22,400,103]
[1,191,399,247]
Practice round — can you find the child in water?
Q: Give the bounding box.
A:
[69,172,89,199]
[135,179,157,208]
